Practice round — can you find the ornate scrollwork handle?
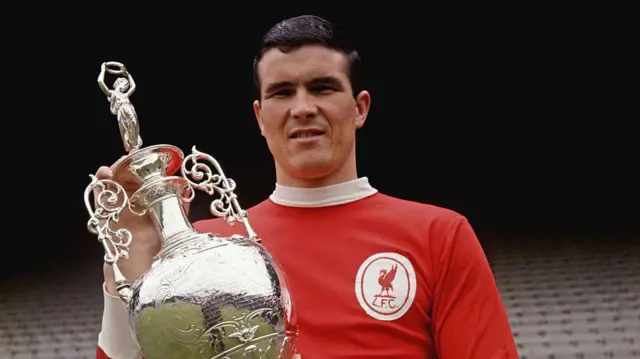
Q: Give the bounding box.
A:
[83,174,134,302]
[84,174,132,263]
[181,146,260,242]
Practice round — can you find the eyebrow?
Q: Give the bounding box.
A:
[264,81,294,95]
[308,76,342,87]
[264,76,343,95]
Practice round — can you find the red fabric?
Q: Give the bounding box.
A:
[97,193,518,358]
[96,346,111,359]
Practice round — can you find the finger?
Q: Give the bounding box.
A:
[109,156,143,193]
[109,155,128,172]
[95,166,113,180]
[93,166,112,201]
[92,167,112,207]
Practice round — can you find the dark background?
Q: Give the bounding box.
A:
[7,7,635,275]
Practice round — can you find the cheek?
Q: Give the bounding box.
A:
[263,125,284,148]
[259,109,285,137]
[328,108,357,146]
[260,118,288,154]
[334,127,355,150]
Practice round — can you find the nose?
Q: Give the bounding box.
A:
[290,92,318,120]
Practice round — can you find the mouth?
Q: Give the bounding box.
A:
[289,129,326,140]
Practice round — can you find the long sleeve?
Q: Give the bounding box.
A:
[431,216,519,358]
[96,283,142,359]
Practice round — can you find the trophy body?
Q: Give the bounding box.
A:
[86,62,297,359]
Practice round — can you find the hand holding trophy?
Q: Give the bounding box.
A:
[85,62,298,359]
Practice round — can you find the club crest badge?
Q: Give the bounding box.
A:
[355,252,417,321]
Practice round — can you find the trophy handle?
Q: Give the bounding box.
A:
[180,146,260,243]
[83,174,134,302]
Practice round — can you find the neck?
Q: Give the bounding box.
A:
[274,153,358,189]
[270,177,378,207]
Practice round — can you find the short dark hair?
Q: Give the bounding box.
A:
[252,15,361,98]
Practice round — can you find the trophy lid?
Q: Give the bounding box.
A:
[111,144,184,186]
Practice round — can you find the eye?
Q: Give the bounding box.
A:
[311,85,334,94]
[272,89,293,98]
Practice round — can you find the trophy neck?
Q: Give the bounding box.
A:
[112,145,197,251]
[129,177,196,251]
[148,195,194,243]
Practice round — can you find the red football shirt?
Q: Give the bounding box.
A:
[97,185,517,358]
[193,193,517,358]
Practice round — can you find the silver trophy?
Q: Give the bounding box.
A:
[85,61,298,359]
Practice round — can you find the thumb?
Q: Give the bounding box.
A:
[109,155,128,172]
[92,166,113,204]
[95,166,113,180]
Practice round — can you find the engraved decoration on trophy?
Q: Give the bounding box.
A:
[84,62,298,359]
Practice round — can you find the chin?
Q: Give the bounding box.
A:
[288,158,335,179]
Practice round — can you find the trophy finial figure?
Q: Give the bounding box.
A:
[97,61,142,153]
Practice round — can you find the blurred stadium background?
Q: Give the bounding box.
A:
[2,235,638,359]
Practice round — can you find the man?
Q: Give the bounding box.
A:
[96,15,519,359]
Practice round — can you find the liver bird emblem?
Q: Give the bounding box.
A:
[377,264,398,297]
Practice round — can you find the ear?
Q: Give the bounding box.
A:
[354,90,371,129]
[253,100,265,136]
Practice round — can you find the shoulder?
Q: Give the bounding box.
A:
[374,193,488,277]
[378,194,485,266]
[371,192,468,230]
[192,199,273,236]
[368,192,478,259]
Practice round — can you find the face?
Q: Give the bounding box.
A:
[253,45,371,186]
[115,79,129,93]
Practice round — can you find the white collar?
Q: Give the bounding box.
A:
[269,177,378,208]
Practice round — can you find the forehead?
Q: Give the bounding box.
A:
[258,45,349,86]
